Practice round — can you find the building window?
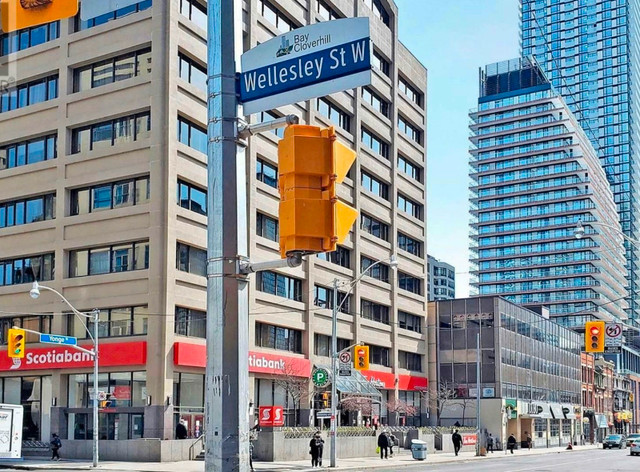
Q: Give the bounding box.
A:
[259,0,297,33]
[72,112,151,154]
[361,256,390,282]
[0,193,55,228]
[398,77,422,106]
[398,311,422,333]
[256,271,302,301]
[179,0,207,30]
[259,110,284,138]
[317,97,351,132]
[398,194,423,220]
[68,372,147,410]
[71,176,149,216]
[316,246,351,268]
[0,375,51,440]
[369,344,390,367]
[398,155,422,182]
[361,127,389,159]
[256,158,278,188]
[361,299,390,324]
[372,50,390,76]
[363,0,390,26]
[361,171,389,200]
[177,116,206,154]
[73,48,152,92]
[256,322,302,353]
[0,253,54,287]
[177,180,206,216]
[0,134,56,171]
[361,213,389,241]
[0,75,58,114]
[175,307,206,338]
[176,242,207,277]
[313,285,350,314]
[317,0,341,20]
[314,334,350,356]
[69,307,148,339]
[398,232,422,257]
[178,53,207,92]
[0,315,53,344]
[69,242,149,277]
[398,116,422,144]
[398,351,422,372]
[1,21,59,56]
[361,87,389,117]
[76,0,152,31]
[398,271,422,294]
[257,212,278,242]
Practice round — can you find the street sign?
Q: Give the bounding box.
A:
[312,368,330,387]
[338,364,352,377]
[316,409,332,419]
[605,322,623,353]
[240,18,372,114]
[39,334,77,346]
[339,351,351,364]
[80,0,141,20]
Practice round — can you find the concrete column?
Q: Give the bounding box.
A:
[144,405,174,439]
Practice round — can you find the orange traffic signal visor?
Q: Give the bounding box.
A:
[1,0,79,33]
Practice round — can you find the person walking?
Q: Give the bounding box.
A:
[525,431,532,450]
[452,429,462,456]
[176,419,188,439]
[507,433,517,454]
[388,432,398,458]
[50,433,62,461]
[377,430,390,459]
[487,433,494,453]
[309,431,324,467]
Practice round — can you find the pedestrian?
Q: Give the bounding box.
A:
[452,429,462,456]
[249,424,259,472]
[50,433,62,461]
[309,431,324,467]
[377,430,390,459]
[507,433,517,454]
[176,419,188,439]
[487,433,494,453]
[525,431,532,450]
[388,432,398,457]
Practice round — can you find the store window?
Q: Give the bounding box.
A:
[173,372,205,439]
[0,376,52,440]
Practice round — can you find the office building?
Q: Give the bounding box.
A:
[469,57,628,329]
[427,254,455,300]
[0,0,428,457]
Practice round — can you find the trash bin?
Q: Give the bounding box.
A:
[411,439,428,461]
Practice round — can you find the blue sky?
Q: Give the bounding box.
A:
[394,0,520,296]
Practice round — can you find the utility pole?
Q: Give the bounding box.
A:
[205,1,250,471]
[476,332,481,456]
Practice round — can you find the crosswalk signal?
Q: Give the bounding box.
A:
[7,328,25,358]
[278,125,358,258]
[354,345,369,371]
[585,321,605,353]
[1,0,79,33]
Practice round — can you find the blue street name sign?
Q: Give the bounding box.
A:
[39,334,78,346]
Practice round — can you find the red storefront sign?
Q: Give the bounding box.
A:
[173,342,312,377]
[258,406,284,427]
[462,434,477,446]
[0,341,147,371]
[361,369,428,391]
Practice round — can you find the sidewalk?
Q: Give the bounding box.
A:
[0,445,598,471]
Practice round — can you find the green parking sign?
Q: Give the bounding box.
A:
[312,368,330,387]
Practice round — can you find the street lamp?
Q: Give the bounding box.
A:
[329,255,398,468]
[574,218,640,245]
[29,281,100,468]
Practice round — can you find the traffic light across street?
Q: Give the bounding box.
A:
[585,321,605,353]
[354,345,369,371]
[7,328,25,358]
[0,0,78,33]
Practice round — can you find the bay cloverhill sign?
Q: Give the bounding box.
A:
[240,17,372,114]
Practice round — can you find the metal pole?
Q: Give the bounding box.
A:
[206,1,249,472]
[92,309,99,468]
[476,332,481,456]
[330,278,339,468]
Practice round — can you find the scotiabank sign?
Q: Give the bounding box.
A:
[361,369,428,391]
[0,341,146,372]
[174,342,312,377]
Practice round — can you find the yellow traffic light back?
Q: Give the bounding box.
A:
[321,392,329,408]
[278,125,358,258]
[354,345,369,371]
[1,0,78,33]
[7,328,25,358]
[585,321,605,353]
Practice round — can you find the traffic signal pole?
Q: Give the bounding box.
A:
[330,278,339,467]
[205,1,250,471]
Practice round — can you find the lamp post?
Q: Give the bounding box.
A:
[29,281,100,468]
[329,255,398,468]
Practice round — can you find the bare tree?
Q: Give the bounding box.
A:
[454,385,476,426]
[424,381,457,426]
[340,395,374,416]
[387,398,418,425]
[274,363,312,426]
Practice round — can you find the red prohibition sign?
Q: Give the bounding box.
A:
[606,324,621,337]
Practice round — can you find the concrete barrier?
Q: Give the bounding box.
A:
[253,431,378,461]
[59,439,194,462]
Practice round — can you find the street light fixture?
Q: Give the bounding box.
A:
[29,281,100,468]
[329,255,398,468]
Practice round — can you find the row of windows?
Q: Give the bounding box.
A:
[70,306,148,339]
[361,171,389,200]
[0,134,56,171]
[313,285,350,314]
[0,21,59,56]
[0,75,58,114]
[177,180,207,216]
[175,307,205,338]
[0,194,55,229]
[72,112,150,154]
[71,177,149,216]
[316,245,350,269]
[256,270,302,302]
[177,116,207,154]
[398,77,422,106]
[361,127,389,159]
[74,48,151,93]
[398,116,422,144]
[256,322,302,353]
[178,53,207,92]
[362,87,389,117]
[176,242,206,277]
[69,242,149,277]
[77,0,152,31]
[0,253,54,287]
[398,194,423,220]
[317,97,351,132]
[398,155,422,183]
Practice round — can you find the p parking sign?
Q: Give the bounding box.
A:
[312,368,330,387]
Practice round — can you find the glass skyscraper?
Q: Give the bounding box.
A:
[520,0,640,326]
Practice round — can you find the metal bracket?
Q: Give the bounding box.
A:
[239,253,303,274]
[237,114,299,139]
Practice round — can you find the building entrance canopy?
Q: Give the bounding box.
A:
[317,365,381,397]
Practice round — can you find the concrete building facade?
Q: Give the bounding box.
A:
[427,254,455,301]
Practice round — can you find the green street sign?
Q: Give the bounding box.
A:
[312,368,330,387]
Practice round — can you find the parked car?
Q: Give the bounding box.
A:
[604,434,625,449]
[626,434,640,447]
[630,442,640,456]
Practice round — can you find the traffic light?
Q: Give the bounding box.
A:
[354,345,369,371]
[278,125,358,258]
[1,0,79,33]
[321,392,329,408]
[7,328,25,358]
[585,321,605,353]
[99,393,112,408]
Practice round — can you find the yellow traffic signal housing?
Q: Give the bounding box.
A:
[585,321,605,353]
[321,392,329,408]
[7,328,25,358]
[278,125,358,258]
[1,0,78,34]
[354,345,369,371]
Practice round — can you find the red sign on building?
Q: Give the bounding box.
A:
[258,406,284,427]
[462,434,477,446]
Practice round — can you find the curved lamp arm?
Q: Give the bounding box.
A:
[575,219,640,246]
[335,255,398,313]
